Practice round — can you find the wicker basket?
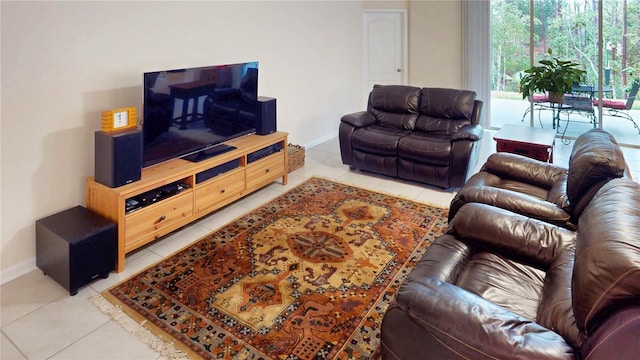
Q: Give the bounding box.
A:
[287,143,305,172]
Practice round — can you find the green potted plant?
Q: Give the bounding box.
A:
[519,49,587,104]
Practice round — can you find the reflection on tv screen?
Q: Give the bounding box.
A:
[142,62,258,167]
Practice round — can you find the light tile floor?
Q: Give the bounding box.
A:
[2,132,639,359]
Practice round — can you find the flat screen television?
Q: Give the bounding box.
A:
[142,61,259,167]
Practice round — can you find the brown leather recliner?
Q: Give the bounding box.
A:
[381,178,640,359]
[449,128,629,230]
[339,85,483,188]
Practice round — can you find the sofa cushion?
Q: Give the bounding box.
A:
[351,125,410,155]
[456,251,546,321]
[414,88,477,134]
[482,152,568,191]
[397,133,451,165]
[463,171,551,201]
[566,129,626,219]
[572,178,640,333]
[368,84,420,130]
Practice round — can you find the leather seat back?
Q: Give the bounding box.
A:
[414,88,477,135]
[367,84,420,130]
[566,129,627,221]
[572,178,640,334]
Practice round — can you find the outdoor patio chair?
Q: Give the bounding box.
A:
[593,80,640,133]
[520,94,550,125]
[563,93,597,126]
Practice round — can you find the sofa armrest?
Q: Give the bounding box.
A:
[451,123,483,141]
[382,278,575,360]
[450,202,576,268]
[481,152,568,189]
[449,186,574,229]
[340,111,376,128]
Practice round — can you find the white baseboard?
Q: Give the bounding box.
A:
[302,133,337,149]
[1,257,37,285]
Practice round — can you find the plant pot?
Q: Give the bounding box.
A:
[549,92,565,104]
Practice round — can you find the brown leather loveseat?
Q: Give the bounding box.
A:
[339,85,483,188]
[381,177,640,359]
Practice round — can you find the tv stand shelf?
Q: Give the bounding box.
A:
[86,131,288,272]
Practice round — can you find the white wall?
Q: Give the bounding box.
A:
[0,1,363,281]
[0,0,463,282]
[363,0,409,10]
[409,1,462,88]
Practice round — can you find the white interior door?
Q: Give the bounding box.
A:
[363,10,407,106]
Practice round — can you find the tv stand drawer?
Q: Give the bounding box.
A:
[195,169,245,214]
[246,152,285,190]
[124,191,193,251]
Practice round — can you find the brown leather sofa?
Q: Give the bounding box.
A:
[339,85,483,188]
[381,177,640,359]
[449,128,629,230]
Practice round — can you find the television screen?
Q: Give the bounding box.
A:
[142,62,259,167]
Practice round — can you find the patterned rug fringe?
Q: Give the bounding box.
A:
[91,294,189,360]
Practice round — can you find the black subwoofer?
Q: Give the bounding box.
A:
[36,206,116,295]
[255,96,277,135]
[95,129,142,188]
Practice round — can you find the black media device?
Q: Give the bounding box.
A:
[142,61,259,167]
[255,96,277,135]
[247,143,284,163]
[125,181,190,213]
[95,129,142,188]
[196,159,241,184]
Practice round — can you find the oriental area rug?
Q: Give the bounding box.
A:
[93,177,448,360]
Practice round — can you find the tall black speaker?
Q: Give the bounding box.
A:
[255,96,277,135]
[95,129,142,188]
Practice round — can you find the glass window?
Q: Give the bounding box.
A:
[490,0,639,147]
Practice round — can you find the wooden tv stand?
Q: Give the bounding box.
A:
[86,131,288,272]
